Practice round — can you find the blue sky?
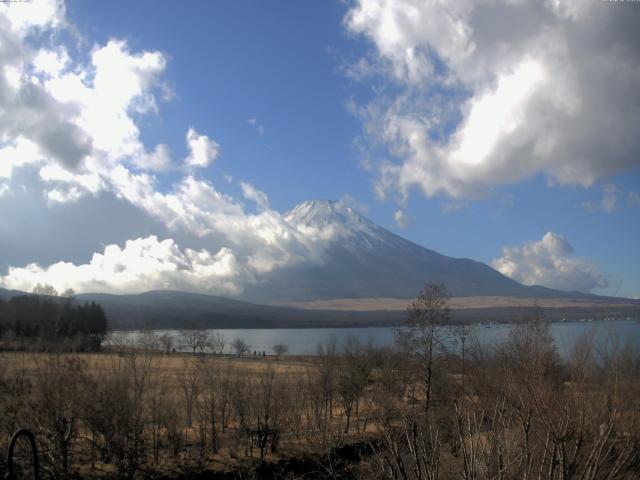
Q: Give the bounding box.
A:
[67,1,369,204]
[0,0,638,298]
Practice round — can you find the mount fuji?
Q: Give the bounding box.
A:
[240,200,582,303]
[3,200,635,329]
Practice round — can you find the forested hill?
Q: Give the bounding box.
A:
[0,293,108,351]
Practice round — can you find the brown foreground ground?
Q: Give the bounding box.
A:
[1,348,381,479]
[1,317,640,479]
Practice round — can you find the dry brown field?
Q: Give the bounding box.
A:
[0,350,313,378]
[277,295,640,311]
[1,316,639,480]
[0,349,380,477]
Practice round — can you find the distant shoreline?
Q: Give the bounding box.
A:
[108,315,639,332]
[275,295,640,311]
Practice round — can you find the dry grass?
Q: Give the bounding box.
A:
[0,350,333,475]
[0,350,313,380]
[275,296,640,311]
[3,329,637,480]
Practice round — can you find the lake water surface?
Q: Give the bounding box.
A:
[109,319,640,357]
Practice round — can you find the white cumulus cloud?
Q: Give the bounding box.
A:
[0,0,64,35]
[0,236,245,296]
[492,232,608,293]
[345,0,640,201]
[0,1,347,296]
[1,7,174,204]
[393,209,410,229]
[185,127,220,169]
[42,39,167,171]
[240,181,270,211]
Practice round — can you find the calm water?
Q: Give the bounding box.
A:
[108,319,640,357]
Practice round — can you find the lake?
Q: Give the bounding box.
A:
[108,318,640,357]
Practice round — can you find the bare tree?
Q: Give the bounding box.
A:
[3,283,640,479]
[208,331,226,355]
[62,288,76,298]
[396,282,452,416]
[157,333,174,354]
[32,283,58,296]
[232,338,250,357]
[229,370,253,456]
[251,366,289,460]
[178,358,200,428]
[138,328,160,353]
[122,346,154,478]
[310,337,338,446]
[145,358,169,464]
[273,343,288,359]
[80,349,154,478]
[33,355,87,476]
[367,283,454,480]
[180,328,211,354]
[336,337,372,433]
[217,359,233,433]
[196,357,222,453]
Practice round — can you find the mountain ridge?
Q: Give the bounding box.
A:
[241,200,597,303]
[2,199,634,328]
[2,287,637,330]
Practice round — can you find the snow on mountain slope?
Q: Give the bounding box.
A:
[284,200,387,250]
[240,200,582,303]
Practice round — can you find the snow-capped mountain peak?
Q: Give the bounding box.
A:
[285,200,360,226]
[284,199,384,248]
[239,199,580,302]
